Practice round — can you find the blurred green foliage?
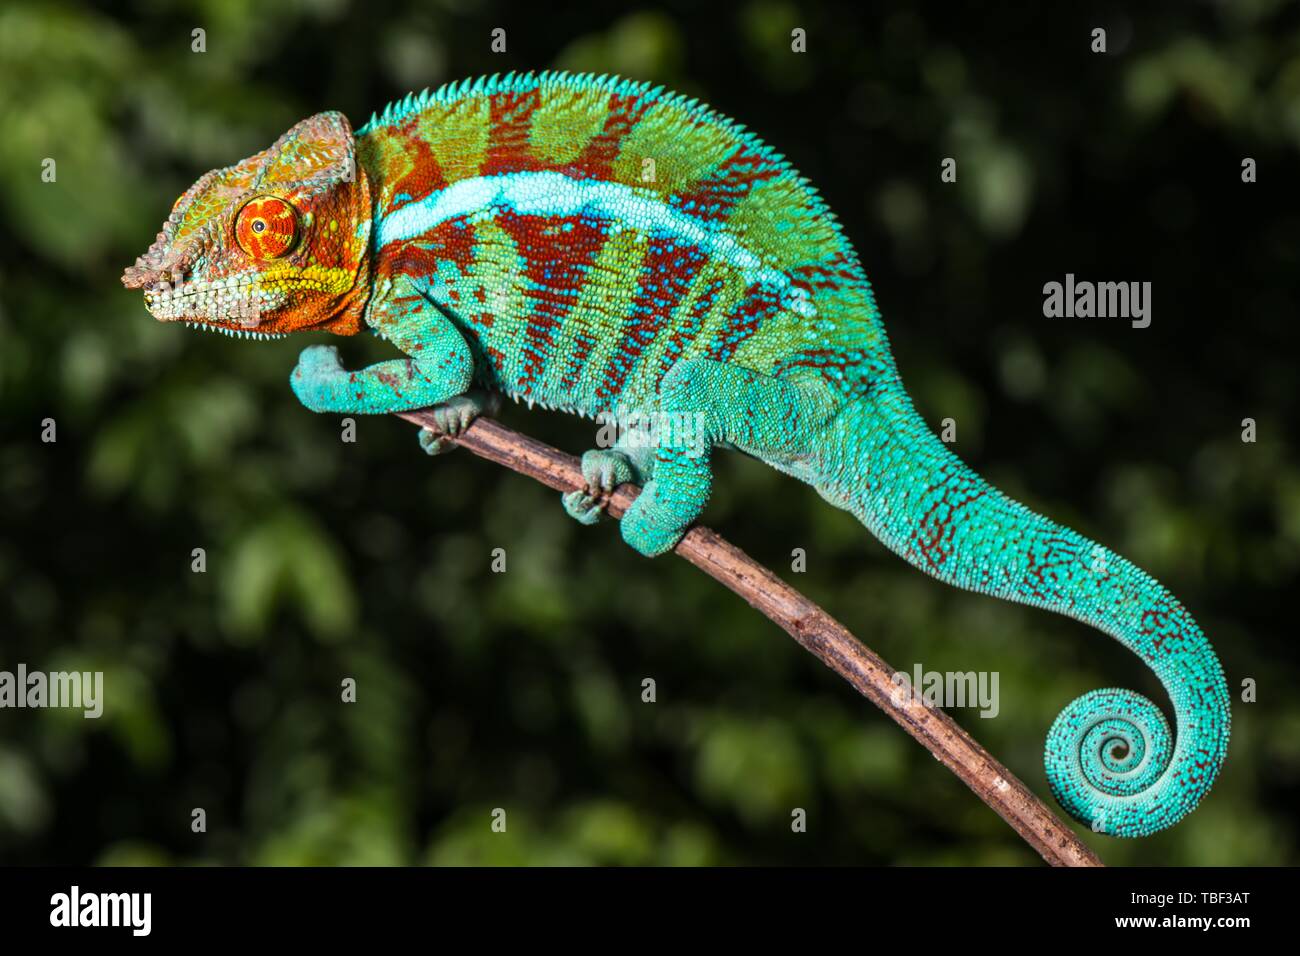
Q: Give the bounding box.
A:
[1,1,1297,865]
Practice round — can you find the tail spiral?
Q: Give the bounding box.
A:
[810,391,1231,836]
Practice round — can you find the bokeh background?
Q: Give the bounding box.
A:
[1,0,1297,866]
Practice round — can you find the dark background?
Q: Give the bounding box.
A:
[1,0,1296,865]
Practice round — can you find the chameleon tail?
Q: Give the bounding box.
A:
[812,388,1230,836]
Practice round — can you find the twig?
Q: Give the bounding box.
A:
[396,410,1104,868]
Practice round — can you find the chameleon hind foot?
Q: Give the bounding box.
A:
[417,389,500,456]
[561,447,639,525]
[620,448,713,557]
[617,357,832,558]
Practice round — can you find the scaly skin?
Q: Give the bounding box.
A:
[123,71,1230,837]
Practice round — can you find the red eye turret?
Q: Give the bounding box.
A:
[235,196,298,259]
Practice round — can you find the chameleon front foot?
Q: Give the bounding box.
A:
[417,390,500,456]
[561,448,639,525]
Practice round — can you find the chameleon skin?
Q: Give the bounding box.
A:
[123,71,1230,837]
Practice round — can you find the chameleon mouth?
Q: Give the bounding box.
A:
[142,276,287,331]
[143,277,261,306]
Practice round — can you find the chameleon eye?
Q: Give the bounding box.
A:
[235,196,298,259]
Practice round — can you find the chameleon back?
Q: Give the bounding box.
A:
[356,72,895,416]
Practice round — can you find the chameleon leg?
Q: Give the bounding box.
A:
[562,429,658,525]
[619,359,839,556]
[290,306,474,415]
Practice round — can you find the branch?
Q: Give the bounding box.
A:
[396,410,1104,868]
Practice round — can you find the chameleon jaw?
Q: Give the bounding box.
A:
[142,276,286,329]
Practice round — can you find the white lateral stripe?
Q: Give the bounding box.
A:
[377,171,814,316]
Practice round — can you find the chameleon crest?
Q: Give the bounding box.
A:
[125,72,1230,840]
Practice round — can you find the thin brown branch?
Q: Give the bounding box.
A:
[396,409,1104,868]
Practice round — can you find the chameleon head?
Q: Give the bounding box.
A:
[122,111,372,338]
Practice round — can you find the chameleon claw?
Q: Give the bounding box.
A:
[580,448,636,492]
[562,489,607,525]
[426,395,477,436]
[561,448,638,526]
[415,390,500,455]
[418,427,458,456]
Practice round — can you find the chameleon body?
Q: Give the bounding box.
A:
[123,71,1230,837]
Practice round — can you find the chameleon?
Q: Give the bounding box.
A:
[122,70,1229,838]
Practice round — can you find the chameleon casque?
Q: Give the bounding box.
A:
[123,71,1230,838]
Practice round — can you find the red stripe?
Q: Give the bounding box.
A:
[567,92,652,180]
[595,236,707,408]
[792,255,859,290]
[674,144,783,225]
[654,275,725,382]
[482,88,542,176]
[558,329,599,393]
[703,284,780,363]
[495,211,606,395]
[387,132,449,213]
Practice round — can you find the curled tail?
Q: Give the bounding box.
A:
[813,389,1230,837]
